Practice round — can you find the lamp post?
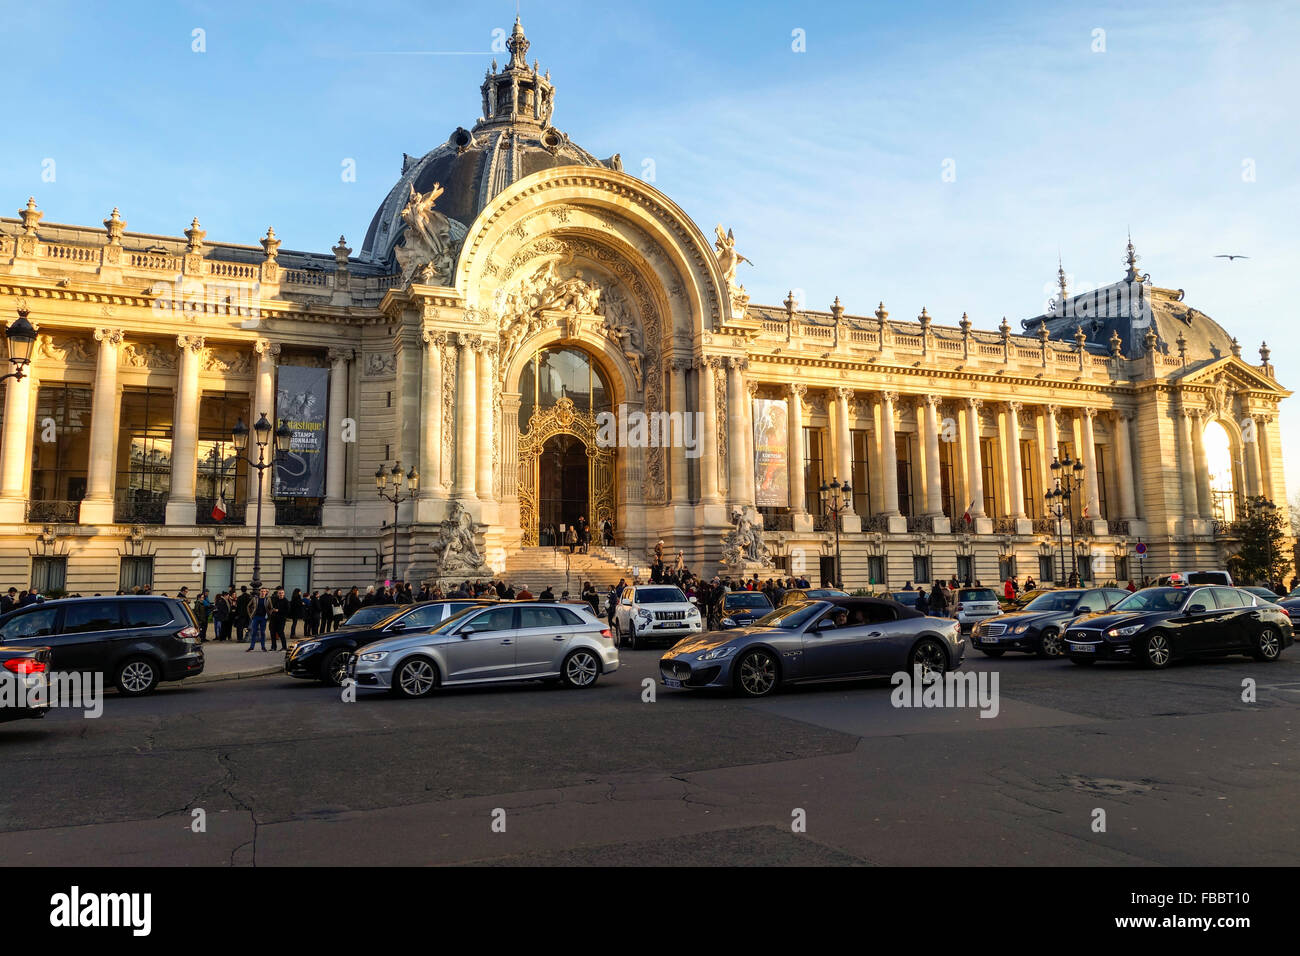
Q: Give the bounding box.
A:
[231,413,292,589]
[376,461,419,586]
[2,309,37,383]
[1047,455,1086,583]
[818,477,853,588]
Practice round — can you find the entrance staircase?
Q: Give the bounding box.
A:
[501,545,635,599]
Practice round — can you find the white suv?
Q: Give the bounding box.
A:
[955,587,1002,634]
[612,585,703,649]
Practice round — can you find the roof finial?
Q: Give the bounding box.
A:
[1057,253,1068,307]
[1124,229,1142,282]
[507,15,530,70]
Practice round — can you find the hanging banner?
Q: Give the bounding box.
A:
[752,398,789,508]
[273,365,329,497]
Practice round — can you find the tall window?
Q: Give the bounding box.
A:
[120,556,154,592]
[1204,420,1236,523]
[31,386,92,504]
[198,393,250,522]
[803,427,825,515]
[1039,555,1056,584]
[940,440,957,518]
[895,434,913,517]
[1020,439,1040,518]
[518,346,612,431]
[980,437,997,517]
[956,554,974,584]
[31,556,67,594]
[1094,444,1109,519]
[912,555,931,586]
[851,429,871,516]
[117,388,174,517]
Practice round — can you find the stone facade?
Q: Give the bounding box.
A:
[0,20,1290,595]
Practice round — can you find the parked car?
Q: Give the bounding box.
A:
[1240,586,1282,605]
[612,585,703,649]
[338,604,407,630]
[971,587,1129,658]
[348,602,619,697]
[0,596,203,696]
[286,599,497,685]
[886,590,923,611]
[0,645,51,723]
[779,587,850,606]
[1063,586,1291,668]
[954,587,1002,634]
[1157,570,1234,587]
[659,597,965,699]
[717,591,774,629]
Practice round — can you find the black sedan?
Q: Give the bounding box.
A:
[716,591,774,629]
[971,587,1129,658]
[1063,586,1292,669]
[285,599,496,685]
[779,588,849,606]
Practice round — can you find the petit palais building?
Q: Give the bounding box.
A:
[0,20,1290,597]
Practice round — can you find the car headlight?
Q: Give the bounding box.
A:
[358,651,388,662]
[293,641,321,655]
[636,608,652,622]
[721,617,736,627]
[1107,624,1144,638]
[697,645,738,661]
[1009,624,1029,634]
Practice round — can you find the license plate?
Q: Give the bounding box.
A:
[664,677,683,688]
[1069,643,1096,653]
[978,635,998,643]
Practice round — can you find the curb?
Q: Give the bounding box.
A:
[168,664,284,685]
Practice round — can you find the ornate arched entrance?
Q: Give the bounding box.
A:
[516,347,616,546]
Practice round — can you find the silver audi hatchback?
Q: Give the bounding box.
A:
[348,602,619,698]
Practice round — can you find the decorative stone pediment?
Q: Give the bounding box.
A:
[1179,356,1287,396]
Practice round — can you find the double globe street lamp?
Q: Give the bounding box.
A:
[376,462,419,586]
[819,477,853,588]
[231,413,292,590]
[1045,455,1085,584]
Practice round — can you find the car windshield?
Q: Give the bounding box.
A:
[757,602,825,629]
[1023,591,1084,612]
[891,592,920,604]
[636,587,686,604]
[961,589,997,603]
[726,593,772,609]
[341,606,400,628]
[1112,589,1187,613]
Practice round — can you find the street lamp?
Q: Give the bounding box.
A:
[818,477,853,588]
[2,309,37,382]
[230,413,292,589]
[377,461,419,585]
[1047,455,1086,583]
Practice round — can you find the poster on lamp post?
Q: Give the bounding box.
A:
[273,365,328,497]
[753,398,789,508]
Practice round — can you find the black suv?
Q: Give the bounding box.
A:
[971,587,1129,658]
[0,596,204,696]
[285,599,497,685]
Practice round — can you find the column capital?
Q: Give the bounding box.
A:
[879,390,898,404]
[1111,408,1135,424]
[176,334,205,353]
[94,328,125,346]
[327,346,355,363]
[458,331,481,349]
[1253,411,1275,425]
[420,329,448,349]
[1044,403,1060,418]
[253,338,281,358]
[834,386,853,402]
[789,382,808,400]
[670,356,693,374]
[745,379,760,398]
[1081,406,1098,420]
[1007,400,1024,415]
[696,354,724,372]
[966,396,983,411]
[923,393,943,409]
[727,355,748,371]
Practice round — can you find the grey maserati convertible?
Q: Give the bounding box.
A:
[659,597,965,698]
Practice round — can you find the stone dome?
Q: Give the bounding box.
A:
[360,18,621,264]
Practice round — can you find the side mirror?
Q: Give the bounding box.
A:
[817,618,837,630]
[459,627,476,637]
[388,622,406,632]
[1188,604,1207,615]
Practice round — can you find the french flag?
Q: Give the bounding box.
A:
[211,495,227,522]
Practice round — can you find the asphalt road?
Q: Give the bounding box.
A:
[2,646,1298,866]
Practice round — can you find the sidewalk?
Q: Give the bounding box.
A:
[164,637,287,685]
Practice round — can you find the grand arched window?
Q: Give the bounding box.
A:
[1203,419,1237,523]
[517,346,611,431]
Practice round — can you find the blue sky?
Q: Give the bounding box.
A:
[5,0,1298,494]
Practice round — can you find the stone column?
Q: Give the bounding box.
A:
[1190,409,1213,519]
[165,334,204,525]
[878,391,900,516]
[834,388,854,511]
[788,383,807,514]
[668,358,690,505]
[1176,406,1200,521]
[246,339,279,527]
[695,357,722,506]
[453,334,478,500]
[922,395,944,517]
[1113,410,1138,519]
[725,358,747,508]
[1254,413,1275,502]
[322,347,352,524]
[418,332,444,505]
[1079,407,1102,523]
[1242,413,1263,499]
[964,398,985,517]
[476,342,495,505]
[743,377,759,507]
[80,328,123,524]
[1043,404,1061,490]
[1004,401,1027,519]
[0,328,37,522]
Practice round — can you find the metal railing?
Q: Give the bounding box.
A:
[196,497,249,525]
[27,500,81,523]
[114,496,168,525]
[273,498,323,526]
[906,515,933,533]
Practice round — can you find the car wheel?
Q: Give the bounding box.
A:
[561,649,601,688]
[1069,657,1096,666]
[319,649,349,686]
[734,648,779,698]
[115,657,159,696]
[392,657,439,698]
[626,623,639,651]
[979,648,1005,658]
[908,638,949,678]
[1140,631,1172,669]
[1252,626,1282,662]
[1037,629,1064,659]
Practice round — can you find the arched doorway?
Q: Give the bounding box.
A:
[517,346,616,546]
[1203,419,1237,522]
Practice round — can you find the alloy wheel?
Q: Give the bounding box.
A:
[397,659,436,697]
[910,639,948,678]
[564,650,599,687]
[1039,630,1063,658]
[1145,633,1171,668]
[1257,628,1281,661]
[737,650,777,697]
[119,660,155,694]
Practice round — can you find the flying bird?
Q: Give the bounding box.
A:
[1214,254,1249,260]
